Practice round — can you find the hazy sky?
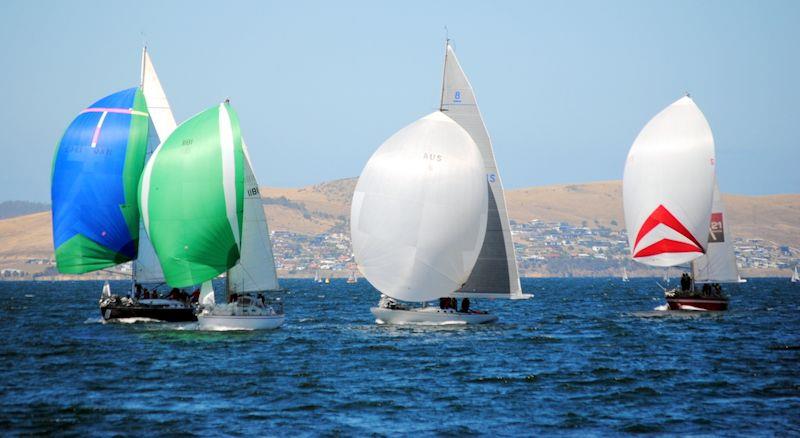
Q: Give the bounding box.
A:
[1,1,798,202]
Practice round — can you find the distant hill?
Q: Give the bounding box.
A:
[0,201,49,220]
[0,179,798,265]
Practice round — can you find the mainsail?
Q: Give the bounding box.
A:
[135,48,177,283]
[51,87,149,273]
[623,96,716,267]
[226,143,281,293]
[351,111,488,303]
[140,102,245,287]
[692,182,741,283]
[439,42,523,299]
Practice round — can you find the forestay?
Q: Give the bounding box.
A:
[351,112,488,303]
[692,182,741,283]
[623,96,716,267]
[135,48,177,283]
[51,87,149,273]
[439,42,524,299]
[226,143,281,294]
[140,103,245,287]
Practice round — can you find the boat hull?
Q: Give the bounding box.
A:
[100,302,197,322]
[665,296,729,311]
[370,307,497,325]
[197,314,285,330]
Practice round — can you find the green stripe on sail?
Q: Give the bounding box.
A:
[140,103,244,288]
[121,88,150,241]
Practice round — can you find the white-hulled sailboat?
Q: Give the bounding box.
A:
[622,268,629,282]
[196,144,284,330]
[792,267,799,283]
[351,41,529,325]
[623,95,720,311]
[140,101,284,330]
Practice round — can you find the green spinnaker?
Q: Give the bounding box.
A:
[139,103,244,287]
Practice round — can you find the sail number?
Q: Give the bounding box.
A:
[487,173,496,183]
[182,139,193,146]
[423,152,443,162]
[248,187,260,197]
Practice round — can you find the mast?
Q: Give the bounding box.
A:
[438,38,449,111]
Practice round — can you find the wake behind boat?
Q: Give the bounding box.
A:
[352,41,529,325]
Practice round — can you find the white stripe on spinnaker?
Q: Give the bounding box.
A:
[219,104,240,249]
[139,142,162,234]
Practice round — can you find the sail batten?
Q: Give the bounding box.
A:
[439,43,522,298]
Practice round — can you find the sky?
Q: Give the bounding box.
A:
[1,0,798,202]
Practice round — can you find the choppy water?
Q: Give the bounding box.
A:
[0,278,798,436]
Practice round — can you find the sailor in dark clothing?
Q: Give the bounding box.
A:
[440,297,448,310]
[680,273,691,292]
[460,298,470,313]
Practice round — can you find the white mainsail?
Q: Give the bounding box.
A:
[134,47,178,283]
[792,267,799,283]
[623,96,716,268]
[351,111,488,303]
[692,182,741,283]
[226,143,281,294]
[440,42,523,299]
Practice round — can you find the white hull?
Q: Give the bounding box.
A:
[197,314,285,331]
[370,306,497,325]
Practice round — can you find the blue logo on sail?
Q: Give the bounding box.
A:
[454,90,462,103]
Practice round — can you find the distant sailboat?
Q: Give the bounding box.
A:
[347,270,358,284]
[314,269,321,283]
[623,96,719,311]
[662,269,670,285]
[622,268,629,282]
[351,41,528,325]
[792,267,799,283]
[140,102,284,330]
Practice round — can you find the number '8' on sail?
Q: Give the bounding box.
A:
[51,87,150,274]
[139,102,245,287]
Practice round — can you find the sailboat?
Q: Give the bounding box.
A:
[314,269,322,283]
[351,41,528,325]
[623,95,717,311]
[791,266,799,283]
[140,102,284,330]
[662,269,670,284]
[347,270,358,284]
[622,268,629,282]
[52,48,194,322]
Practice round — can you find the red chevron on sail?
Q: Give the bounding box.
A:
[633,205,704,258]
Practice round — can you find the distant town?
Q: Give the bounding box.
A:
[6,219,797,281]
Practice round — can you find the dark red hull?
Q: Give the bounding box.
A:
[666,296,729,311]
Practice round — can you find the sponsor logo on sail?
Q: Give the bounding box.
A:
[708,212,724,242]
[632,204,704,258]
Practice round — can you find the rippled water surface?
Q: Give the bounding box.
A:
[1,278,799,435]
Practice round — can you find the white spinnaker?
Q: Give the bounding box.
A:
[440,43,523,298]
[135,48,178,284]
[226,142,281,293]
[692,181,740,283]
[351,111,488,302]
[623,96,716,267]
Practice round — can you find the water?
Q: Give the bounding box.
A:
[1,278,798,436]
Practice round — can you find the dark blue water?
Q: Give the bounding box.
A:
[1,278,798,436]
